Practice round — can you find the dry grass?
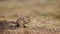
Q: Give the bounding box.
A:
[0,0,60,34]
[2,28,60,34]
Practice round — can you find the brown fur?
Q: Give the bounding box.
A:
[16,16,31,28]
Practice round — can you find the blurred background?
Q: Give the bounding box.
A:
[0,0,60,18]
[0,0,60,30]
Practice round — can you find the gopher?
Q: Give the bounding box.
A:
[16,16,31,28]
[9,21,17,30]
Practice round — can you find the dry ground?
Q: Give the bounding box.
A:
[0,0,60,34]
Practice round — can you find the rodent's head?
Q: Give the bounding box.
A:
[23,16,31,24]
